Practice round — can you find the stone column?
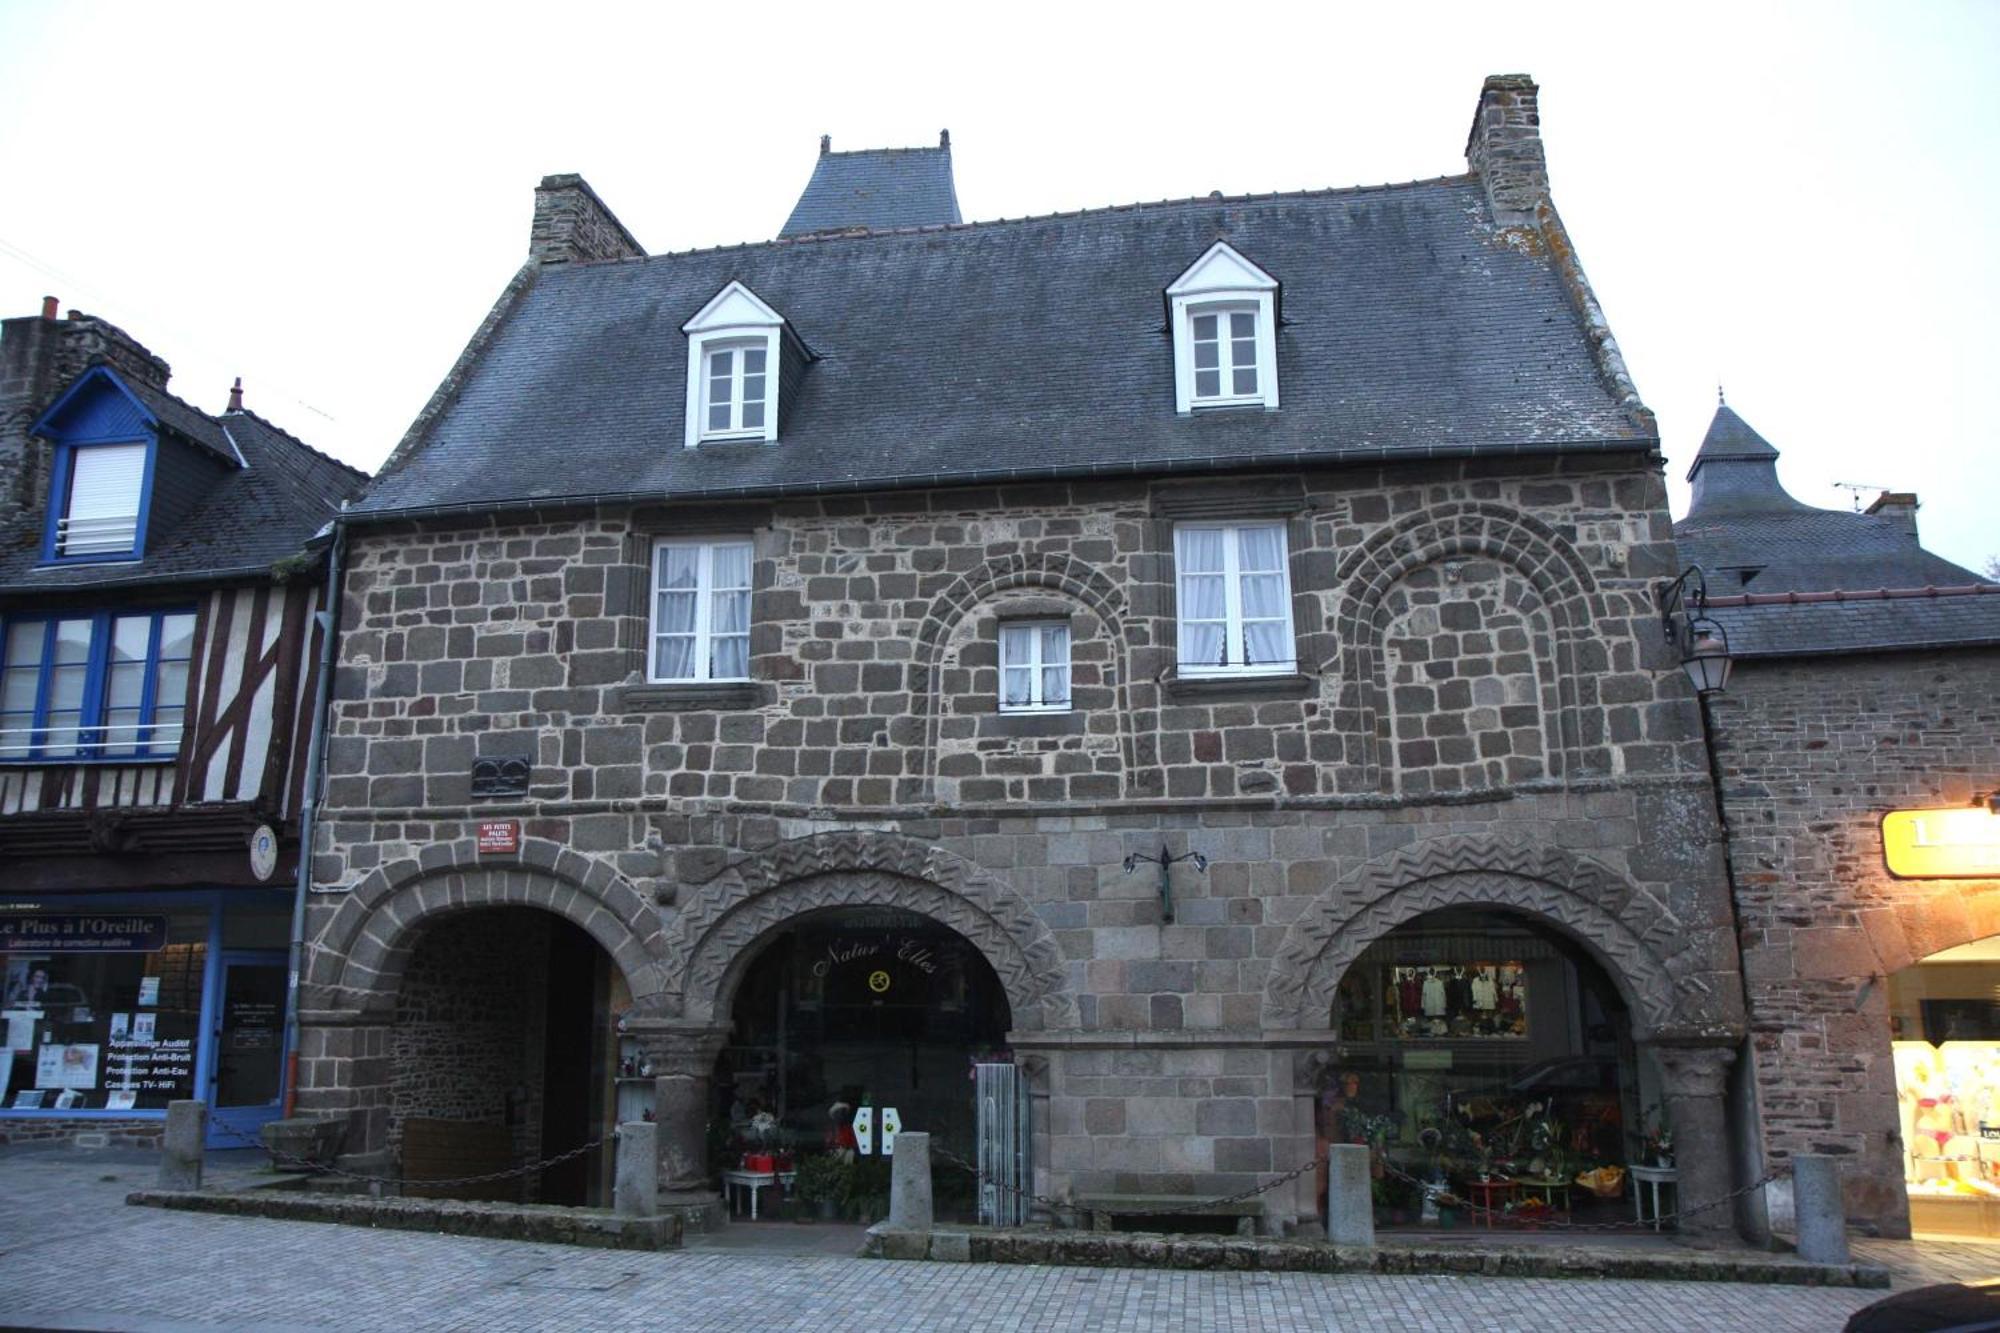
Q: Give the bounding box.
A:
[1647,1041,1740,1242]
[627,1020,731,1197]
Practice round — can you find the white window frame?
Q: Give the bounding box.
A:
[56,440,149,559]
[682,281,786,448]
[997,619,1071,714]
[1173,521,1296,678]
[699,339,771,440]
[648,537,754,683]
[1166,241,1280,414]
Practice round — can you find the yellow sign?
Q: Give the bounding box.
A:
[867,970,892,994]
[1883,807,2000,879]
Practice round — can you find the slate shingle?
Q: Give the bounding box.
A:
[358,177,1651,520]
[780,144,962,237]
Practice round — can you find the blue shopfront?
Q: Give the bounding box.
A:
[0,890,290,1148]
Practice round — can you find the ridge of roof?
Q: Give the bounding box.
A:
[584,173,1481,267]
[1702,582,2000,608]
[223,405,370,484]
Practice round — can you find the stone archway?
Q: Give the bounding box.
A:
[303,836,669,1015]
[1327,503,1602,788]
[662,830,1076,1031]
[1262,834,1713,1040]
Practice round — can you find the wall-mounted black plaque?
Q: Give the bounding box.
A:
[470,754,532,799]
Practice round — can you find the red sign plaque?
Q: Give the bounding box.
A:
[477,820,521,854]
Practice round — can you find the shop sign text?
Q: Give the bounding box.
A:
[0,915,168,954]
[477,820,521,854]
[1883,807,2000,879]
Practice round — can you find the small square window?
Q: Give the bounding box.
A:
[650,538,754,682]
[998,620,1071,712]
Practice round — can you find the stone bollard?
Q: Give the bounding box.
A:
[1792,1155,1849,1265]
[614,1121,658,1218]
[1326,1143,1375,1247]
[888,1131,934,1231]
[158,1100,206,1191]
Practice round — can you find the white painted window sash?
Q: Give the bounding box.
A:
[1174,522,1295,677]
[999,621,1070,713]
[650,538,753,683]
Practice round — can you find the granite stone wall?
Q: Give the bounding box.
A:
[302,454,1750,1229]
[1712,647,2000,1235]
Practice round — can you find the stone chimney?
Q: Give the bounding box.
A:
[1466,74,1550,228]
[529,174,645,266]
[1865,490,1921,540]
[0,300,175,518]
[57,310,172,392]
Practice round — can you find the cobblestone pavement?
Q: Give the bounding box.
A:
[0,1147,1913,1331]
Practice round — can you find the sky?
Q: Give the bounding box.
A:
[1,1,1995,572]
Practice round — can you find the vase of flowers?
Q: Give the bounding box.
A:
[743,1110,780,1173]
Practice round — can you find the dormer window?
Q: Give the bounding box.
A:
[703,341,769,438]
[56,441,149,558]
[682,281,806,449]
[1167,242,1280,414]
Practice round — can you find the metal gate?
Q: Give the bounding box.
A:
[974,1061,1031,1226]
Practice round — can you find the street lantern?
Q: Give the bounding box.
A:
[1658,566,1734,697]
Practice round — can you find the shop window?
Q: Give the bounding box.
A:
[1317,908,1639,1229]
[1,909,208,1113]
[1887,934,2000,1236]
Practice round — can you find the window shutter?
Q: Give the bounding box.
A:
[61,443,146,556]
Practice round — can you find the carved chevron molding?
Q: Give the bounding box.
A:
[1261,834,1696,1036]
[663,830,1076,1030]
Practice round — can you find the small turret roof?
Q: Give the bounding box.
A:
[780,140,962,238]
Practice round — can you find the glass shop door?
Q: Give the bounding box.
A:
[205,952,287,1148]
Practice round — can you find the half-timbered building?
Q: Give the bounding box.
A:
[0,299,363,1147]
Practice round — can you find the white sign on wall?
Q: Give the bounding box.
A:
[853,1105,874,1155]
[879,1107,902,1156]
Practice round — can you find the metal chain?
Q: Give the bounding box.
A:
[932,1142,1321,1219]
[204,1114,617,1190]
[1376,1156,1789,1233]
[933,1141,1786,1235]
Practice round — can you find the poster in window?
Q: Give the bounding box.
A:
[1386,962,1527,1039]
[35,1042,99,1090]
[4,958,50,1008]
[131,1013,156,1043]
[105,1089,136,1111]
[137,977,160,1007]
[13,1089,45,1109]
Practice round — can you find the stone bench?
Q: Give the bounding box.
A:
[1073,1193,1264,1237]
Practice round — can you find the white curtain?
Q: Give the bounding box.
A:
[653,546,699,679]
[1177,529,1228,669]
[709,544,751,678]
[1039,624,1069,704]
[1237,526,1288,666]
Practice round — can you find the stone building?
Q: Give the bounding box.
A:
[297,76,1754,1231]
[1676,402,2000,1237]
[0,299,363,1147]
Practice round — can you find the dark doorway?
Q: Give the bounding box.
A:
[389,908,611,1205]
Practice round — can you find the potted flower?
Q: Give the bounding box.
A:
[1644,1122,1674,1168]
[794,1153,850,1222]
[743,1110,780,1173]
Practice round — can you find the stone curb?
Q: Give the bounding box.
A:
[859,1226,1892,1289]
[127,1189,682,1251]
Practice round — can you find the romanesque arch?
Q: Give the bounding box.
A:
[1327,503,1600,789]
[663,830,1077,1031]
[303,836,668,1015]
[909,552,1135,791]
[1262,834,1708,1039]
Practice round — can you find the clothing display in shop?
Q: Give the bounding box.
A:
[1471,971,1498,1010]
[1385,962,1529,1039]
[1421,972,1447,1017]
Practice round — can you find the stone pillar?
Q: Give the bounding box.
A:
[1793,1155,1850,1265]
[1648,1042,1740,1242]
[627,1021,730,1197]
[889,1131,934,1231]
[1326,1143,1375,1247]
[159,1100,206,1190]
[615,1121,659,1218]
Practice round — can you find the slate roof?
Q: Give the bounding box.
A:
[358,176,1653,520]
[1672,403,2000,656]
[0,370,367,595]
[780,143,962,237]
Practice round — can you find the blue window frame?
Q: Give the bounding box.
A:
[0,609,197,762]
